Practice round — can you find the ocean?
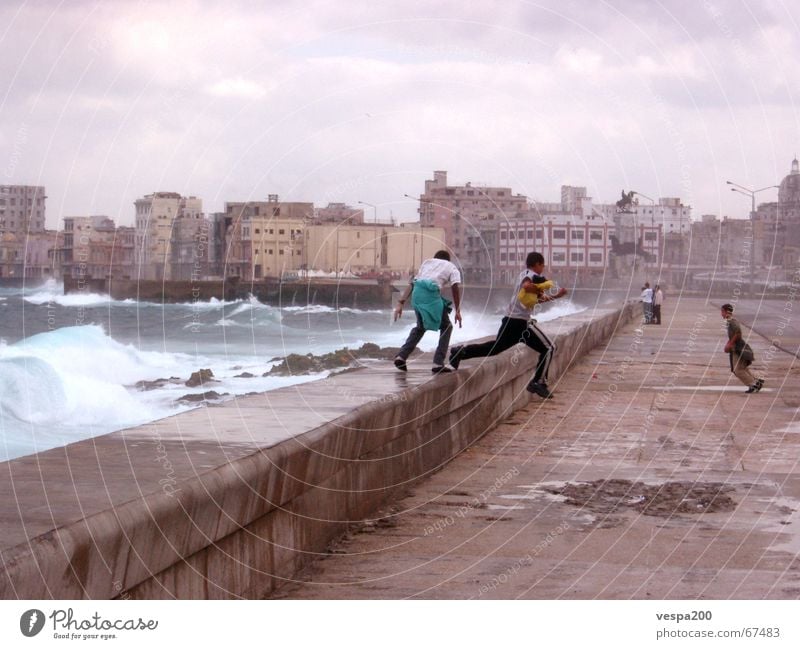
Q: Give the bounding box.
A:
[0,280,597,462]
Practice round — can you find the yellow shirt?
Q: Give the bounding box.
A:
[517,280,554,309]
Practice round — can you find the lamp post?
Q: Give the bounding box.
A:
[725,181,778,273]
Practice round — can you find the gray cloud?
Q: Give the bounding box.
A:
[0,0,797,227]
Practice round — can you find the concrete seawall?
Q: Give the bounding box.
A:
[0,303,636,599]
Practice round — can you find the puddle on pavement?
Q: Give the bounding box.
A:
[533,479,737,517]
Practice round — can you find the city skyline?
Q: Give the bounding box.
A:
[1,1,797,228]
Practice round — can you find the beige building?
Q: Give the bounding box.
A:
[221,197,313,280]
[59,216,134,280]
[170,214,213,281]
[0,184,47,278]
[134,192,202,280]
[0,185,46,234]
[301,222,446,278]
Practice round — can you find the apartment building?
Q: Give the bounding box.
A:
[414,170,532,265]
[134,192,203,280]
[0,185,47,278]
[221,197,313,280]
[59,216,134,280]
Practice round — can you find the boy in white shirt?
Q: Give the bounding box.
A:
[393,250,462,374]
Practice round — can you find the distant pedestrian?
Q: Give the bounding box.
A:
[641,282,653,324]
[652,285,664,325]
[448,252,567,399]
[720,303,763,393]
[393,250,462,374]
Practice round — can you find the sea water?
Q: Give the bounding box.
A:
[0,280,594,461]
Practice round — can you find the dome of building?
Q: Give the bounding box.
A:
[778,157,800,221]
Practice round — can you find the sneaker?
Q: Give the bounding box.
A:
[449,345,463,370]
[527,381,553,399]
[431,366,453,374]
[393,357,407,372]
[753,378,764,392]
[746,385,757,393]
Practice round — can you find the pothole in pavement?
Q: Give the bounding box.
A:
[541,479,737,517]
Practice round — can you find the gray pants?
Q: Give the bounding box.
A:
[398,304,453,367]
[729,351,756,387]
[643,302,653,323]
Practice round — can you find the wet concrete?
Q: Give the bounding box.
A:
[0,303,634,599]
[273,297,800,599]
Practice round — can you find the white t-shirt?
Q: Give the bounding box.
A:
[641,288,653,303]
[415,258,461,289]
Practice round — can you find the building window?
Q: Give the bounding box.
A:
[527,230,534,239]
[279,249,284,255]
[500,252,507,262]
[590,230,603,241]
[500,231,507,240]
[279,229,285,235]
[571,230,584,240]
[644,232,657,241]
[552,252,565,262]
[590,253,603,262]
[553,229,565,239]
[571,252,584,262]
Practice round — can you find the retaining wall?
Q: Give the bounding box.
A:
[0,303,636,599]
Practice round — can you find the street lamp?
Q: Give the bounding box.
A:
[725,180,778,272]
[357,200,379,273]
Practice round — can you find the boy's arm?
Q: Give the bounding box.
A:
[723,322,741,353]
[393,283,414,321]
[451,283,462,327]
[520,278,553,294]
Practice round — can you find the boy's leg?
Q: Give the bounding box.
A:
[731,351,756,387]
[432,305,453,367]
[452,317,519,364]
[397,310,425,361]
[523,321,556,385]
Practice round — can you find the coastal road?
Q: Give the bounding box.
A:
[272,296,800,599]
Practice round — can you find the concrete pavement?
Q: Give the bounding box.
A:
[273,297,800,599]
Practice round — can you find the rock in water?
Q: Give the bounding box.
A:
[186,368,215,387]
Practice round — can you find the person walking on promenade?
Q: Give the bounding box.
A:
[721,303,763,393]
[393,250,462,374]
[641,282,653,324]
[448,252,567,399]
[652,284,664,325]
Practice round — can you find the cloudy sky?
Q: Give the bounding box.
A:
[1,0,798,228]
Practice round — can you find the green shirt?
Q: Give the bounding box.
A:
[726,317,742,341]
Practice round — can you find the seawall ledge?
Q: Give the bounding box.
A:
[0,303,635,599]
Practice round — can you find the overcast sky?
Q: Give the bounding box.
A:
[1,0,798,228]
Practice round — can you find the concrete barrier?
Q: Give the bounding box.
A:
[0,303,636,599]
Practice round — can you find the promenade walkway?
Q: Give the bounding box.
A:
[274,297,800,599]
